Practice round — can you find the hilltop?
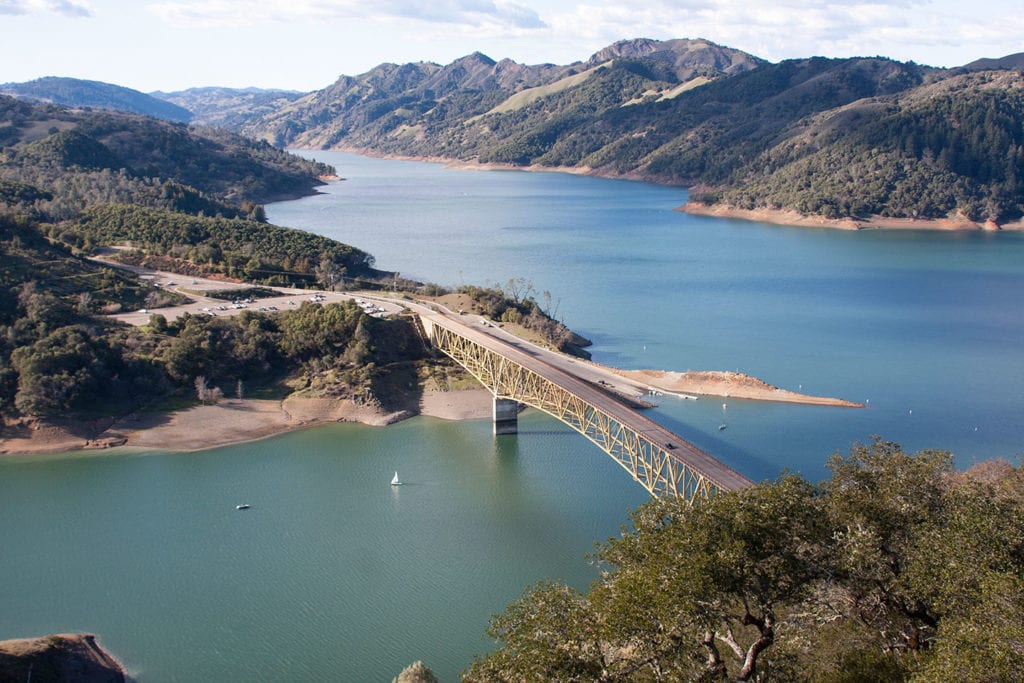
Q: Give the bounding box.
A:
[237,38,765,150]
[1,76,191,123]
[152,86,305,130]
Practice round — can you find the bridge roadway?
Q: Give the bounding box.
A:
[404,299,754,495]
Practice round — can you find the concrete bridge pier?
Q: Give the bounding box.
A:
[493,397,520,435]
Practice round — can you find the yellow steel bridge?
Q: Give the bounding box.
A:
[416,308,753,501]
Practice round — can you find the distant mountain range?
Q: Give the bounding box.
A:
[152,86,304,130]
[0,76,192,123]
[4,38,1023,224]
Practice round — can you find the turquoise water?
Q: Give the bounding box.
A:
[0,416,648,681]
[2,151,1023,681]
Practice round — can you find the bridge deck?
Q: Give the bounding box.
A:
[419,307,753,494]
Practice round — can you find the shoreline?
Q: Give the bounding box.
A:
[1,372,856,457]
[314,147,1024,232]
[317,145,668,184]
[607,369,861,407]
[679,201,1024,231]
[0,633,127,682]
[0,389,496,457]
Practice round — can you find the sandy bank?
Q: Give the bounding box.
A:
[1,389,495,456]
[679,202,1024,231]
[1,361,855,456]
[610,369,862,407]
[0,633,127,682]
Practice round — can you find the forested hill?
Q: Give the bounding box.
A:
[0,94,334,219]
[236,38,766,148]
[0,76,192,123]
[152,86,306,130]
[690,69,1024,223]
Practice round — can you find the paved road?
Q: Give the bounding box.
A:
[406,299,754,493]
[103,264,404,327]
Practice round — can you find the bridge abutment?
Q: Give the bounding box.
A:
[493,397,520,435]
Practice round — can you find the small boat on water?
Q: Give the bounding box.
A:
[718,423,728,431]
[391,471,402,486]
[236,504,251,510]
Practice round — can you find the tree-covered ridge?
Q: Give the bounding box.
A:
[0,76,193,123]
[694,70,1024,221]
[71,204,376,286]
[0,213,160,322]
[239,38,764,150]
[0,95,333,221]
[466,439,1024,682]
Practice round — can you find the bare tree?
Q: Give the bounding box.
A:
[194,376,223,404]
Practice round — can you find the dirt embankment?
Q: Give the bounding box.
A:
[0,364,855,456]
[0,634,127,682]
[1,388,494,456]
[679,202,1024,231]
[612,369,862,407]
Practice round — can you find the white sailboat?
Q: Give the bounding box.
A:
[391,471,402,486]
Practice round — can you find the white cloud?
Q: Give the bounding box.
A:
[147,0,544,30]
[0,0,91,16]
[537,0,1023,66]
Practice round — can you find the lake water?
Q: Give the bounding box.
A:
[2,151,1023,681]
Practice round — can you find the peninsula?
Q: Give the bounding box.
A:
[0,263,859,457]
[0,634,127,682]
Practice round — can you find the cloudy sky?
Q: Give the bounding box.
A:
[2,0,1022,93]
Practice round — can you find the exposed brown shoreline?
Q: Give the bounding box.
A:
[0,389,495,456]
[1,372,856,457]
[679,201,1024,231]
[0,633,127,682]
[609,369,861,407]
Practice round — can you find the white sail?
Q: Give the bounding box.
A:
[391,471,401,486]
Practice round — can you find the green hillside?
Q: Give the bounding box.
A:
[239,38,765,150]
[0,94,333,220]
[0,76,192,122]
[694,70,1024,222]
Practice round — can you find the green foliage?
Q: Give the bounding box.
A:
[0,178,52,206]
[457,282,591,356]
[10,325,139,416]
[0,214,170,320]
[0,95,410,424]
[463,581,603,683]
[72,204,375,285]
[23,129,124,171]
[0,94,331,222]
[709,72,1024,221]
[467,440,1024,681]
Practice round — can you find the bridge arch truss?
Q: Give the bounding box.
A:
[421,316,748,500]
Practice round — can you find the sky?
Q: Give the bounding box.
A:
[1,0,1022,93]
